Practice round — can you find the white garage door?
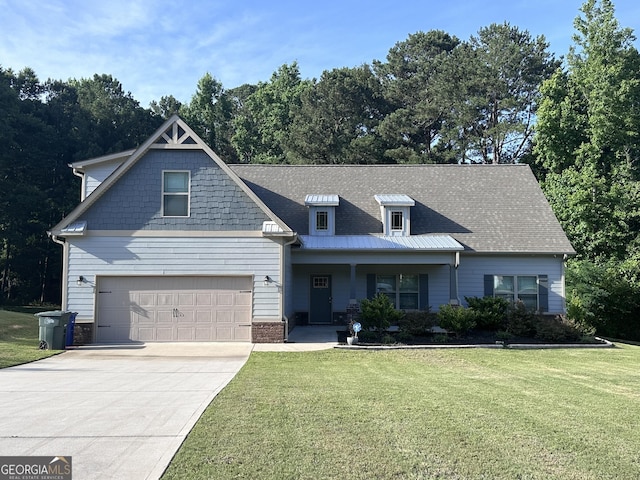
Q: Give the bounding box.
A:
[96,276,253,342]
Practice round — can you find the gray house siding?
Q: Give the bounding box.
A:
[84,159,121,198]
[291,264,452,317]
[66,236,282,323]
[456,255,566,313]
[78,149,270,231]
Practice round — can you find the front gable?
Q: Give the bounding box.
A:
[77,149,270,231]
[51,116,292,236]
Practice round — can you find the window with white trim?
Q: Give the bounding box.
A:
[163,171,190,217]
[316,211,329,231]
[391,211,404,231]
[376,274,419,310]
[493,275,538,310]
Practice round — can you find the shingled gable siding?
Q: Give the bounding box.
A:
[78,149,270,230]
[65,236,281,324]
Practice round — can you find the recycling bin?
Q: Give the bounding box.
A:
[35,310,71,350]
[65,312,78,347]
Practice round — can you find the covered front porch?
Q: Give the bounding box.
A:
[289,235,464,326]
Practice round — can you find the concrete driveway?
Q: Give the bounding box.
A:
[0,343,252,480]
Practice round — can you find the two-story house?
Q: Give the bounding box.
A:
[49,116,575,344]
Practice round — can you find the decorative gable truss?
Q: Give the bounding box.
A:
[153,121,199,148]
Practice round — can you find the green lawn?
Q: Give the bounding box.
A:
[0,307,61,368]
[163,345,640,480]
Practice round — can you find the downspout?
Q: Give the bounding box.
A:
[280,234,298,342]
[49,233,69,311]
[72,168,86,201]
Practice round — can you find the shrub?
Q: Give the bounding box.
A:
[436,304,476,335]
[359,293,404,338]
[357,330,378,343]
[395,331,413,344]
[381,334,396,344]
[505,301,536,337]
[465,296,509,331]
[398,309,435,337]
[495,330,514,342]
[534,315,585,343]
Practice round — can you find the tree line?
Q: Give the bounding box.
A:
[1,0,639,339]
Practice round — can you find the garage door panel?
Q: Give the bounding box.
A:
[195,328,212,341]
[236,292,251,306]
[155,327,174,342]
[217,293,233,306]
[97,276,252,343]
[157,294,173,306]
[157,310,174,322]
[196,293,213,306]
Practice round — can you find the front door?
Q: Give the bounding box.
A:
[309,275,332,324]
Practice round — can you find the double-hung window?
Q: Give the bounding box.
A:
[163,171,190,217]
[376,274,419,310]
[493,275,538,310]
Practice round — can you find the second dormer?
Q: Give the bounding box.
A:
[374,194,415,236]
[305,194,339,235]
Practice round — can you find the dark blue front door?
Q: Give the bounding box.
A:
[310,275,332,324]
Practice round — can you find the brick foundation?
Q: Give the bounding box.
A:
[72,323,94,345]
[252,322,285,343]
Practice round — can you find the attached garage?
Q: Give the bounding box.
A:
[96,276,253,343]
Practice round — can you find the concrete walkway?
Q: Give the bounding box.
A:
[0,326,337,480]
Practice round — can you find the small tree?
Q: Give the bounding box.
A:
[359,293,403,339]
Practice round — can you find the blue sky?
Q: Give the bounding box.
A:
[1,0,639,107]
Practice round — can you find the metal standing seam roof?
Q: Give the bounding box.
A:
[374,194,415,206]
[59,221,87,235]
[299,235,464,250]
[304,194,339,206]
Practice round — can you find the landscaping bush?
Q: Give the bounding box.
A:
[436,304,476,335]
[504,301,536,337]
[359,293,404,338]
[534,315,583,343]
[398,310,435,337]
[357,330,378,343]
[465,296,509,331]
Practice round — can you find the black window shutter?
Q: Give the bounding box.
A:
[366,274,376,299]
[538,275,549,312]
[484,275,494,297]
[419,274,429,311]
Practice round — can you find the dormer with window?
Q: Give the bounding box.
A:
[305,194,339,235]
[374,194,415,236]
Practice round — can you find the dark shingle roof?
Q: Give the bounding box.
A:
[230,164,575,254]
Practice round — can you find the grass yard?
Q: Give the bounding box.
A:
[163,345,640,480]
[0,307,61,368]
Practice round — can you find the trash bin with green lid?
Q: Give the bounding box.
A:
[35,311,71,350]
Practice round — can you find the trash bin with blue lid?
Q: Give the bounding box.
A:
[35,310,72,350]
[65,312,78,347]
